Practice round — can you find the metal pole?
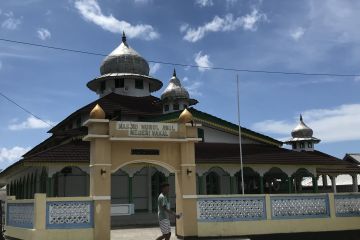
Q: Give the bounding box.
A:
[236,75,245,195]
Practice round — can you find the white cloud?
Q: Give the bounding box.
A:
[149,63,161,75]
[194,51,213,72]
[37,28,51,41]
[195,0,214,7]
[290,27,305,41]
[0,146,30,163]
[252,103,360,143]
[182,9,267,42]
[9,116,55,131]
[1,12,22,30]
[74,0,159,40]
[185,81,203,97]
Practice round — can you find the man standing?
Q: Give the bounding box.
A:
[156,183,181,240]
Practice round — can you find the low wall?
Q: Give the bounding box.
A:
[5,194,94,240]
[195,193,360,237]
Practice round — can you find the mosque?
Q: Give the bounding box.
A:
[1,33,359,229]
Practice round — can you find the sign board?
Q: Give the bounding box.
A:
[117,121,178,138]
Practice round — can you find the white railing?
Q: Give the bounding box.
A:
[197,196,266,221]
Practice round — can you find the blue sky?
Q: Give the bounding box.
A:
[0,0,359,170]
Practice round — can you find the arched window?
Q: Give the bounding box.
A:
[206,172,220,194]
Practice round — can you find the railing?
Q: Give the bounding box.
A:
[5,194,94,240]
[197,196,266,221]
[271,195,329,219]
[334,194,360,217]
[195,193,360,237]
[46,200,93,229]
[6,201,34,228]
[197,193,360,222]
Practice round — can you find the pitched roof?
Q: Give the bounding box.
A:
[2,141,356,179]
[195,143,356,166]
[146,108,283,146]
[343,153,360,164]
[49,93,163,133]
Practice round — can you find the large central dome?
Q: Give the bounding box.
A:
[100,33,150,76]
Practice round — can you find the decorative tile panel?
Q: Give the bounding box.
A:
[7,203,34,228]
[46,201,93,229]
[197,197,266,222]
[271,195,329,219]
[335,194,360,217]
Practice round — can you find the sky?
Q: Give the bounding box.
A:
[0,0,359,170]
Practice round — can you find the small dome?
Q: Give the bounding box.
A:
[100,32,150,76]
[89,104,105,119]
[291,115,313,138]
[178,109,193,123]
[161,69,190,101]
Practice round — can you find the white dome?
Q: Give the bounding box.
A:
[100,33,150,76]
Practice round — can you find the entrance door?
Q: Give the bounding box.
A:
[151,171,166,212]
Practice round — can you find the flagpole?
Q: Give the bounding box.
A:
[236,74,245,195]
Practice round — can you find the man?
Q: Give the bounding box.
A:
[156,183,181,240]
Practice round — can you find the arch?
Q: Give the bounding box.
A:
[263,167,289,194]
[292,168,316,193]
[112,159,176,175]
[235,167,261,194]
[55,166,89,197]
[206,172,220,195]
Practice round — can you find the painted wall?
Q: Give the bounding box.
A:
[98,78,151,97]
[200,125,261,144]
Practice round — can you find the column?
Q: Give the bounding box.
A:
[330,175,337,193]
[313,176,318,193]
[260,176,264,194]
[89,138,112,240]
[46,178,52,197]
[352,174,358,193]
[230,176,234,194]
[288,177,292,194]
[322,174,328,189]
[128,176,133,203]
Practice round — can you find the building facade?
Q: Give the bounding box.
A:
[1,33,360,231]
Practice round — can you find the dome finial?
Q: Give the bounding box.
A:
[173,68,176,77]
[300,114,303,122]
[90,104,106,119]
[122,31,127,43]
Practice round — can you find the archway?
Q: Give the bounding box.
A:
[86,117,199,240]
[291,168,316,193]
[52,166,89,197]
[235,167,261,194]
[263,167,289,194]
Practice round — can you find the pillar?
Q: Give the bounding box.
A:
[198,175,203,194]
[260,176,264,194]
[330,175,337,193]
[176,134,198,238]
[288,177,292,193]
[352,174,358,193]
[322,174,328,189]
[34,193,46,230]
[313,176,318,193]
[89,138,111,240]
[128,176,133,203]
[230,176,234,194]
